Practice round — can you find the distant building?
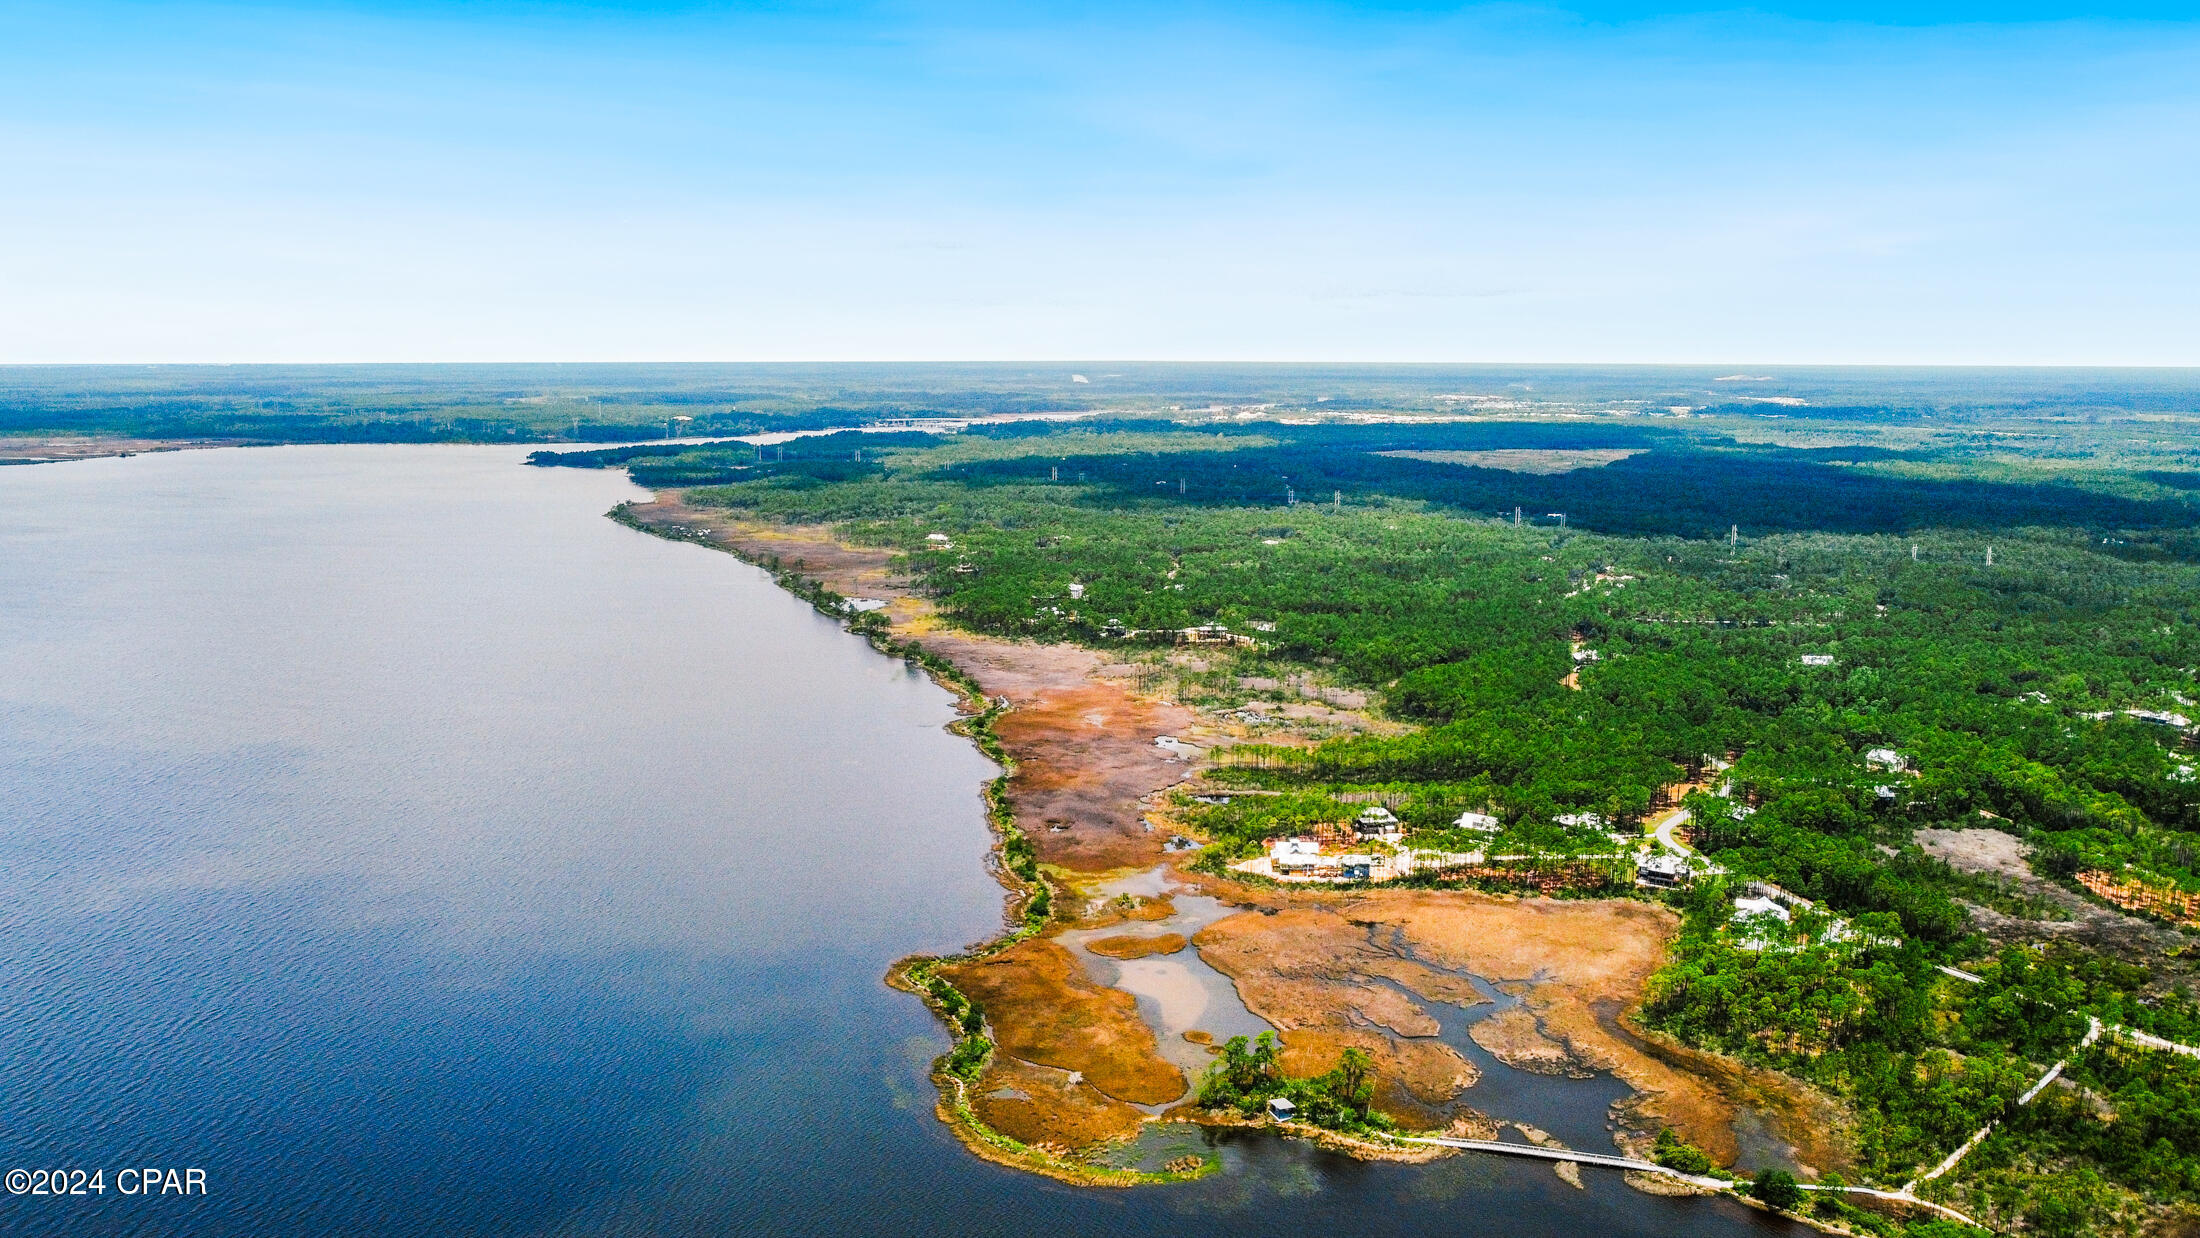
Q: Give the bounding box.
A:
[1800,654,1835,667]
[1556,811,1605,829]
[1266,1097,1298,1122]
[1734,895,1791,923]
[1176,624,1256,647]
[1733,895,1793,950]
[2126,709,2194,730]
[1354,805,1403,841]
[926,532,954,547]
[1863,747,1908,773]
[1572,648,1602,663]
[1340,854,1377,880]
[1453,810,1502,834]
[1270,837,1322,875]
[1638,855,1690,888]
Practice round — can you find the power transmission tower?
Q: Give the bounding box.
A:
[1513,505,1522,526]
[1729,524,1738,552]
[1911,543,1919,561]
[1985,545,1994,567]
[1332,490,1341,513]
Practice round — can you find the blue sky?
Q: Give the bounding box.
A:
[1,1,2195,363]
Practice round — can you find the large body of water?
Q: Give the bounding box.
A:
[0,446,1800,1236]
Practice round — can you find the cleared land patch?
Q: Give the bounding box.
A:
[1376,447,1642,473]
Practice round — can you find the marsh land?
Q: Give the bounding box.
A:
[14,363,2200,1237]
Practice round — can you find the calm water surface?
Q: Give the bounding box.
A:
[0,446,1802,1236]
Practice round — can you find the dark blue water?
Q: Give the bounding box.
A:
[0,446,1801,1236]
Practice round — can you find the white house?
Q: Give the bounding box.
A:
[1733,895,1793,950]
[1800,654,1835,667]
[1863,747,1907,773]
[1453,810,1502,834]
[1266,1096,1298,1122]
[1637,855,1690,888]
[1270,837,1322,875]
[1734,894,1791,922]
[1354,805,1403,840]
[1340,854,1378,880]
[1556,811,1605,829]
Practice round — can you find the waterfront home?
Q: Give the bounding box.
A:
[1353,805,1403,840]
[1637,854,1689,888]
[1454,810,1501,834]
[1271,836,1322,875]
[1340,854,1377,880]
[1266,1097,1298,1122]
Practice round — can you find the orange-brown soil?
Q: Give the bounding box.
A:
[939,940,1185,1106]
[1470,1008,1583,1076]
[1087,933,1188,960]
[1349,890,1847,1170]
[1191,907,1481,1122]
[1188,889,1848,1170]
[965,1055,1149,1148]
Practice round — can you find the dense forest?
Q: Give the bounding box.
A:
[536,405,2200,1236]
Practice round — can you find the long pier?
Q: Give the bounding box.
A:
[1396,1136,1722,1185]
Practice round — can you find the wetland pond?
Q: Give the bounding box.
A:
[0,446,1805,1236]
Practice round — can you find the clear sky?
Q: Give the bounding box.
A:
[2,1,2195,364]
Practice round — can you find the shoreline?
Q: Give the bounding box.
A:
[609,501,1214,1186]
[602,495,1867,1214]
